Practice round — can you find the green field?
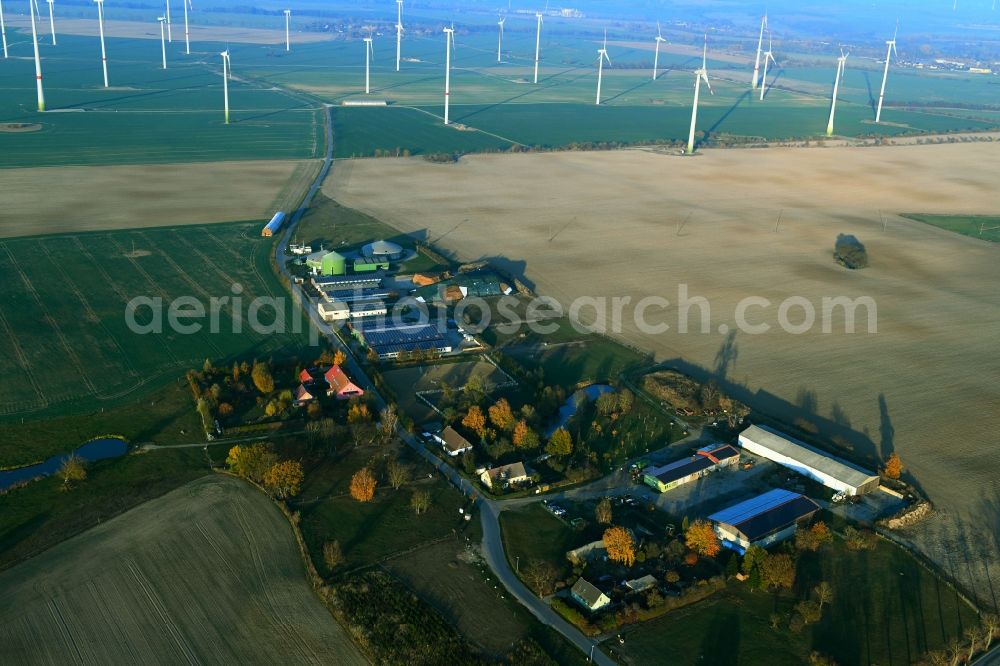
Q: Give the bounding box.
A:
[0,32,320,167]
[903,213,1000,243]
[0,221,311,434]
[609,535,981,666]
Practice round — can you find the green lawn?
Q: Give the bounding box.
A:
[902,214,1000,243]
[0,446,219,571]
[0,221,313,436]
[609,535,981,666]
[499,503,578,579]
[294,446,469,573]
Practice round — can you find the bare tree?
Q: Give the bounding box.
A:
[595,497,613,525]
[387,458,408,490]
[522,559,558,596]
[814,581,833,612]
[982,614,999,651]
[411,489,431,515]
[59,455,87,490]
[378,404,399,445]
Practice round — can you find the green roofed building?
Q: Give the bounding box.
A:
[307,250,347,276]
[353,257,390,273]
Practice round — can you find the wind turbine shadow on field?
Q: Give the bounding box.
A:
[706,89,751,136]
[759,68,786,100]
[601,56,698,105]
[863,71,876,115]
[453,65,592,123]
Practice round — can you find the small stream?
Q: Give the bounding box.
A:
[0,437,128,491]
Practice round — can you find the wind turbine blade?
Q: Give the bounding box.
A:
[657,20,661,38]
[703,74,713,94]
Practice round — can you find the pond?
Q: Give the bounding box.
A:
[545,384,614,437]
[0,437,128,491]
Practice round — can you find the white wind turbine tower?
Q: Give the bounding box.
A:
[45,0,55,45]
[363,33,373,94]
[157,16,167,69]
[875,25,897,123]
[221,48,230,124]
[652,22,666,80]
[594,30,610,105]
[443,25,454,125]
[758,30,775,101]
[1,0,8,59]
[395,0,403,72]
[751,13,767,89]
[686,34,713,155]
[30,0,45,111]
[95,0,108,86]
[532,10,542,83]
[182,0,190,55]
[284,9,291,52]
[826,49,848,136]
[497,14,505,64]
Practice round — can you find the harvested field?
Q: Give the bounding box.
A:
[0,160,315,238]
[329,143,1000,605]
[0,474,366,665]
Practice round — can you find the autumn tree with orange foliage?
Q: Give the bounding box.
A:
[263,460,304,499]
[488,398,516,432]
[603,526,636,567]
[350,467,376,502]
[685,519,721,557]
[512,419,540,449]
[462,405,487,438]
[884,452,903,480]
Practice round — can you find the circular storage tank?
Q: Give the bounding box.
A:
[362,239,404,260]
[321,251,347,276]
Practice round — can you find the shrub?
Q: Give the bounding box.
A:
[834,233,869,269]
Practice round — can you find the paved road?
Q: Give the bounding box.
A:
[270,104,612,664]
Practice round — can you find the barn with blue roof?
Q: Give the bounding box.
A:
[708,488,820,554]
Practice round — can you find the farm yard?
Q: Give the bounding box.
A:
[0,474,366,665]
[328,142,1000,602]
[381,359,515,423]
[0,160,318,239]
[0,221,310,430]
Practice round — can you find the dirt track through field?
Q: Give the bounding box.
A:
[0,475,367,665]
[329,144,1000,606]
[0,160,311,238]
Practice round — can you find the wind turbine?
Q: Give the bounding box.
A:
[157,16,167,69]
[395,0,402,71]
[221,48,230,124]
[45,0,54,45]
[875,25,897,123]
[95,0,108,86]
[284,9,290,52]
[0,0,8,59]
[652,22,666,80]
[751,13,767,89]
[595,30,610,105]
[497,14,505,64]
[165,0,171,42]
[758,30,775,101]
[443,25,454,125]
[30,0,45,111]
[363,33,373,94]
[182,0,190,55]
[686,34,713,155]
[826,49,848,136]
[532,10,542,83]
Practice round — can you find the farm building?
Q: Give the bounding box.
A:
[261,211,286,237]
[349,301,388,319]
[312,275,382,290]
[354,257,391,273]
[319,287,392,304]
[566,539,607,566]
[570,578,611,612]
[624,575,659,593]
[642,444,740,493]
[439,426,473,457]
[363,239,404,261]
[306,250,347,276]
[317,301,349,322]
[708,488,821,554]
[293,384,315,406]
[480,462,528,489]
[324,365,364,400]
[413,272,505,303]
[353,322,452,360]
[738,424,879,496]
